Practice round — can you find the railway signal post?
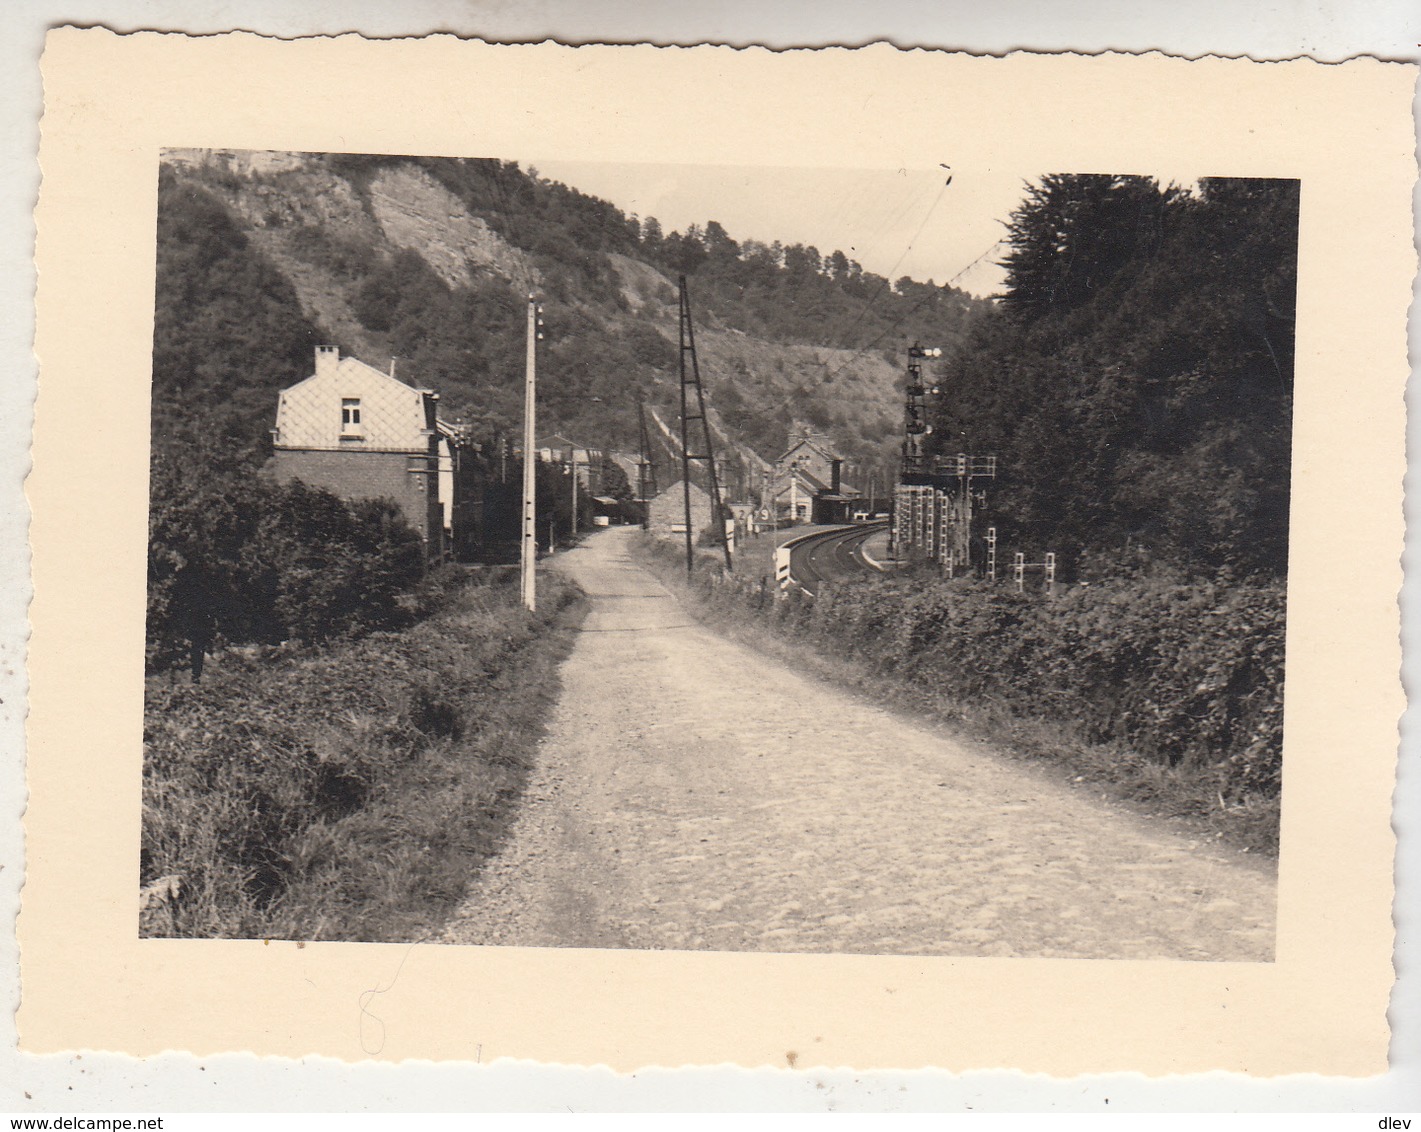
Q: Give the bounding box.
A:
[893,343,997,573]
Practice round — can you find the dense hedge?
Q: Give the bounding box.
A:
[147,446,428,675]
[693,564,1284,804]
[141,572,581,940]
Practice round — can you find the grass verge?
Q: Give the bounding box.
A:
[141,570,584,941]
[636,535,1280,858]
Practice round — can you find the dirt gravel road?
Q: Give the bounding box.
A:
[440,527,1275,960]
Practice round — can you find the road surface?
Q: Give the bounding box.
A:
[440,527,1275,960]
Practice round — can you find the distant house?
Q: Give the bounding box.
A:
[768,433,860,524]
[270,346,447,558]
[535,433,603,491]
[648,479,714,538]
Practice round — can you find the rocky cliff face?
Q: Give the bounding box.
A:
[366,165,538,290]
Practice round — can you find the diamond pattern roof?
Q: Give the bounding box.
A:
[275,353,433,452]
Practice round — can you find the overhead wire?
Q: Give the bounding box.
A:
[796,176,938,330]
[826,178,952,356]
[812,233,1008,392]
[827,174,934,267]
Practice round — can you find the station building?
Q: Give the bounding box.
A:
[766,433,861,524]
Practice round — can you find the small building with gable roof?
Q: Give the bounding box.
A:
[648,479,714,538]
[768,432,861,524]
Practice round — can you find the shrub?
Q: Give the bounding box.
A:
[147,446,428,675]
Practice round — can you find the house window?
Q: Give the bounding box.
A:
[341,398,362,437]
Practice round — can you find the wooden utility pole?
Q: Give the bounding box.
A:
[567,442,578,544]
[636,400,656,530]
[520,294,540,612]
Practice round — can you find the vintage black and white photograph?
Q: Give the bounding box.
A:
[139,147,1293,961]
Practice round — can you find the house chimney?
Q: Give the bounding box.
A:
[831,458,842,494]
[315,344,339,378]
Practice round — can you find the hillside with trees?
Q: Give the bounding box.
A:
[149,157,1297,670]
[152,167,321,461]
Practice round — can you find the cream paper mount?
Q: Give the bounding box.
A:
[22,29,1415,1073]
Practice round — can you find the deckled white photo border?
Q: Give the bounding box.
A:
[21,30,1415,1075]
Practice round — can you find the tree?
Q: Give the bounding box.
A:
[703,220,739,265]
[147,439,428,674]
[782,243,822,280]
[599,454,634,501]
[999,174,1177,322]
[663,226,708,275]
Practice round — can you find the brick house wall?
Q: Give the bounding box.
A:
[269,448,439,543]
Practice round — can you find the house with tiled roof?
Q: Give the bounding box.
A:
[269,346,447,558]
[534,432,603,493]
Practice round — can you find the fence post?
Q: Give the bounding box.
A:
[774,545,792,596]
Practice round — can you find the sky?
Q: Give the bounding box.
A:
[531,160,1203,300]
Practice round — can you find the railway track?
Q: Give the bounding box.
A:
[786,521,890,596]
